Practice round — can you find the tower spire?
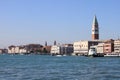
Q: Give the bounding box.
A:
[93,15,98,25]
[54,40,56,45]
[92,15,99,40]
[45,41,47,46]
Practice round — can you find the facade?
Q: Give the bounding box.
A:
[73,40,99,55]
[63,44,73,55]
[114,39,120,53]
[19,46,27,53]
[8,45,28,54]
[92,15,99,40]
[97,43,104,53]
[89,39,114,54]
[51,44,73,55]
[51,45,62,54]
[90,43,104,54]
[25,44,43,53]
[8,45,16,53]
[0,49,3,53]
[0,49,8,54]
[103,39,114,53]
[42,46,51,54]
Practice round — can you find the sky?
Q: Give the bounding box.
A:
[0,0,120,48]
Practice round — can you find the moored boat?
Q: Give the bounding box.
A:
[104,53,120,57]
[86,47,104,57]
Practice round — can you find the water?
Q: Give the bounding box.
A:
[0,54,120,80]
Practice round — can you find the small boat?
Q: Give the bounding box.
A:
[56,55,62,57]
[104,53,120,57]
[88,47,97,56]
[87,48,104,57]
[51,53,63,57]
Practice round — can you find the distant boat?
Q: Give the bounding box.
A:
[104,53,120,57]
[86,48,104,57]
[56,55,62,57]
[88,47,97,56]
[51,54,67,57]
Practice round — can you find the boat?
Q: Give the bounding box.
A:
[86,48,104,57]
[104,53,120,57]
[51,53,63,57]
[56,55,62,57]
[88,47,97,56]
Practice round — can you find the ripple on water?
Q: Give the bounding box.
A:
[0,55,120,80]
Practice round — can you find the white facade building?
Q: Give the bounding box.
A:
[97,43,104,53]
[73,40,99,55]
[19,48,27,53]
[114,39,120,53]
[90,43,104,54]
[8,46,27,54]
[51,44,73,55]
[74,41,88,54]
[51,45,61,54]
[8,46,15,54]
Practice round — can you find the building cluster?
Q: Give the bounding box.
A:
[0,16,120,55]
[50,39,120,56]
[73,16,120,56]
[3,43,51,54]
[73,39,116,55]
[50,16,120,56]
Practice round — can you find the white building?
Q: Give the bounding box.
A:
[19,48,27,54]
[8,46,15,54]
[73,40,99,55]
[114,39,120,53]
[74,41,88,54]
[0,49,3,53]
[51,44,73,55]
[90,43,104,54]
[97,43,104,53]
[8,46,27,54]
[50,45,61,54]
[14,46,19,53]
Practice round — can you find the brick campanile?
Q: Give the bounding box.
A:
[92,15,99,40]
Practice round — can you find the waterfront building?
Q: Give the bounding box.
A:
[0,49,3,53]
[73,40,99,55]
[90,43,104,54]
[19,46,28,54]
[41,46,51,54]
[25,44,43,53]
[8,45,28,54]
[88,39,114,54]
[0,49,8,54]
[14,46,20,54]
[103,39,114,53]
[92,15,99,40]
[51,45,62,54]
[63,44,73,55]
[8,45,16,54]
[51,44,73,55]
[114,39,120,53]
[97,43,104,53]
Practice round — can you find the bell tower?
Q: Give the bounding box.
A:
[92,15,99,40]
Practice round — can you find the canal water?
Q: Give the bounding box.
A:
[0,54,120,80]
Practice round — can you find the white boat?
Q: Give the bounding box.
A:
[56,55,62,57]
[88,48,97,56]
[87,48,104,57]
[104,53,120,57]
